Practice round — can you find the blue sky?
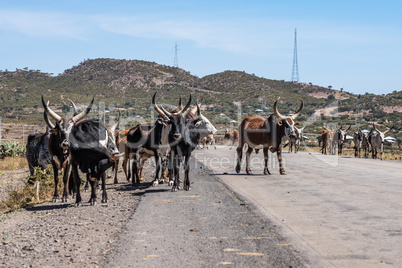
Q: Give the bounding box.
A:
[0,0,401,95]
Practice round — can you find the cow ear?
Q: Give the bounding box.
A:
[277,120,283,126]
[185,119,192,125]
[50,129,58,134]
[162,120,169,126]
[194,120,202,127]
[295,122,301,127]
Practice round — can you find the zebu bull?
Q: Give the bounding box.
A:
[370,124,394,160]
[153,93,204,191]
[26,119,52,176]
[224,129,239,149]
[42,96,93,202]
[321,128,335,155]
[336,125,351,155]
[289,126,305,153]
[235,98,303,175]
[353,130,363,158]
[199,134,216,149]
[69,118,120,205]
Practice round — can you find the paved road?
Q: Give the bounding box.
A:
[107,153,312,267]
[193,146,402,267]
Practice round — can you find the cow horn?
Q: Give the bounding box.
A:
[196,103,201,116]
[178,96,183,110]
[180,94,192,117]
[72,97,94,123]
[160,106,172,118]
[152,92,170,119]
[291,99,304,120]
[383,125,394,134]
[372,123,379,133]
[273,97,285,119]
[42,95,61,122]
[43,110,55,129]
[69,99,78,116]
[110,111,121,133]
[346,125,351,131]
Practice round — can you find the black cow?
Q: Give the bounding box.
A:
[69,119,120,206]
[153,93,203,191]
[25,117,52,176]
[42,96,94,202]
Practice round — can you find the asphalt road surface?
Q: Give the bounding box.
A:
[192,146,402,267]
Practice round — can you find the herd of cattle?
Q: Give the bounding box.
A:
[25,95,395,206]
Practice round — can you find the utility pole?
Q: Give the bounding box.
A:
[291,28,299,82]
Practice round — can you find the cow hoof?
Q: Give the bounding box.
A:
[280,170,286,175]
[263,169,271,175]
[114,180,118,184]
[235,165,241,174]
[168,181,174,186]
[152,180,159,187]
[101,199,107,203]
[75,202,82,207]
[246,170,252,175]
[52,197,58,203]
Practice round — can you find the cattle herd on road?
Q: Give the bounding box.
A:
[25,94,395,206]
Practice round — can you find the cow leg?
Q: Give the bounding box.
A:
[235,144,243,174]
[61,163,71,202]
[245,146,253,175]
[113,159,119,184]
[153,154,161,187]
[277,147,286,175]
[51,162,59,203]
[172,153,181,192]
[71,163,82,207]
[131,152,140,186]
[168,152,174,186]
[101,173,108,203]
[88,178,97,205]
[183,154,191,191]
[84,176,89,192]
[263,147,271,175]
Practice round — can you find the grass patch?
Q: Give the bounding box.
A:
[0,156,27,172]
[0,166,55,212]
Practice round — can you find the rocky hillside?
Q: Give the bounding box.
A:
[0,58,400,137]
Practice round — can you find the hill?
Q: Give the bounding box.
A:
[0,58,400,142]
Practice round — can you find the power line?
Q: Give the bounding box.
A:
[291,28,299,82]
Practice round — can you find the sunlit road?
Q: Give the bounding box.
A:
[193,146,402,267]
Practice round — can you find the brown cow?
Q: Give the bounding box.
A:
[112,129,130,184]
[321,128,335,155]
[199,134,216,149]
[224,129,239,149]
[235,98,303,175]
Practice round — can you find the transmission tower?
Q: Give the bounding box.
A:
[174,42,179,67]
[291,28,299,82]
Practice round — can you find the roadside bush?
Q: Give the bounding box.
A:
[0,141,26,158]
[0,165,54,211]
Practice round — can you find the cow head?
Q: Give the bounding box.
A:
[104,111,121,156]
[152,92,192,142]
[188,101,217,138]
[372,124,394,143]
[42,95,94,153]
[337,125,351,145]
[273,98,304,139]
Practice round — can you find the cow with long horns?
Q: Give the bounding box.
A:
[235,98,304,175]
[42,97,93,202]
[153,93,205,191]
[336,125,351,155]
[370,124,394,160]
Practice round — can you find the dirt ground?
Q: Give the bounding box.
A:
[0,168,143,268]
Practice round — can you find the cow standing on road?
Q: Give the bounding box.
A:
[336,125,351,155]
[235,98,303,175]
[321,128,334,155]
[353,130,363,158]
[289,126,305,153]
[42,97,93,202]
[370,124,394,160]
[224,129,239,149]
